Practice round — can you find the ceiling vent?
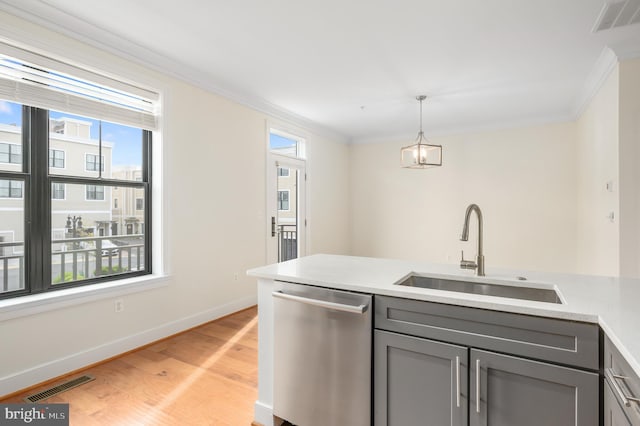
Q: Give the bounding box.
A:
[593,0,640,32]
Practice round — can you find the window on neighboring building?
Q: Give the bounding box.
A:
[278,190,290,211]
[135,198,143,210]
[0,142,22,164]
[85,153,104,172]
[85,184,105,200]
[51,182,65,200]
[49,149,65,168]
[0,44,158,300]
[114,198,118,209]
[0,179,22,198]
[278,167,290,177]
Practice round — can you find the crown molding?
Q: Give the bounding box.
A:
[0,1,350,144]
[351,112,575,145]
[571,47,619,120]
[609,40,640,61]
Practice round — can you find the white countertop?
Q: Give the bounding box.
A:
[248,253,640,377]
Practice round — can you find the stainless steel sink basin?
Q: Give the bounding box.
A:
[395,274,562,304]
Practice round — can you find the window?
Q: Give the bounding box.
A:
[278,190,290,211]
[0,179,23,198]
[85,184,105,200]
[51,183,65,200]
[269,130,304,158]
[0,48,158,299]
[0,142,22,164]
[278,167,290,177]
[85,153,104,172]
[136,198,144,210]
[114,198,118,209]
[49,149,65,168]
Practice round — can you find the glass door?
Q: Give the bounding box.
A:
[266,128,306,264]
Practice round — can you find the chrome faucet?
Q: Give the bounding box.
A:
[460,203,485,276]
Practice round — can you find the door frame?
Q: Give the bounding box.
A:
[265,122,308,264]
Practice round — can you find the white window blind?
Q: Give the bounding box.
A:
[0,41,159,131]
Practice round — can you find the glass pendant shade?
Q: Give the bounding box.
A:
[401,95,442,168]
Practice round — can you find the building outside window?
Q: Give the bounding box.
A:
[0,179,22,198]
[51,182,65,200]
[49,149,65,168]
[278,190,289,211]
[86,184,105,200]
[0,142,21,164]
[85,153,104,171]
[135,198,143,210]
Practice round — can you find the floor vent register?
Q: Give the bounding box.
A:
[24,375,96,403]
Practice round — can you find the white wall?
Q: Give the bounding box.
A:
[349,122,579,274]
[618,58,640,278]
[307,134,351,255]
[575,66,620,276]
[0,11,349,396]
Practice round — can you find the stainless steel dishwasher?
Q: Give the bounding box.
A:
[273,281,372,426]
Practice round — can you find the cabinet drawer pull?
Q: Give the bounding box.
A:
[605,368,640,407]
[455,356,460,408]
[476,358,481,413]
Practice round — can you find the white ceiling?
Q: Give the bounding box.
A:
[1,0,640,142]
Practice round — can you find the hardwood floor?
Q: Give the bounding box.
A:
[2,306,259,425]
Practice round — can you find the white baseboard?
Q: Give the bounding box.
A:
[254,400,274,426]
[0,294,257,398]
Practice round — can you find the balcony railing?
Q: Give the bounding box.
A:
[278,224,297,262]
[0,235,145,294]
[0,241,24,293]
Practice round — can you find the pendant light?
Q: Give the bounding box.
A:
[400,95,442,168]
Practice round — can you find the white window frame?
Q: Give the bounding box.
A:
[278,167,290,177]
[0,179,23,199]
[269,128,306,160]
[0,142,22,165]
[85,184,105,201]
[0,31,167,326]
[84,153,105,172]
[277,189,290,212]
[51,182,66,200]
[49,148,66,169]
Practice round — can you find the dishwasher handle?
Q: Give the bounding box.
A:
[273,291,369,314]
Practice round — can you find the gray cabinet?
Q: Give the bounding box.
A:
[604,336,640,425]
[374,330,467,426]
[605,380,636,426]
[470,349,598,426]
[374,296,600,426]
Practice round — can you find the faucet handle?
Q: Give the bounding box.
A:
[460,250,477,270]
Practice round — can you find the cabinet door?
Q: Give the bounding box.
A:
[605,379,636,426]
[374,330,467,426]
[469,349,598,426]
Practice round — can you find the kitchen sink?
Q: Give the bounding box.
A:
[395,274,563,304]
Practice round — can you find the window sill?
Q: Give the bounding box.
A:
[0,274,170,322]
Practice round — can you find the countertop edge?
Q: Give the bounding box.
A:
[248,257,640,379]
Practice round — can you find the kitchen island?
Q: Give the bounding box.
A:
[248,254,640,425]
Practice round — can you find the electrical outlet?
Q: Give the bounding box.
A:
[115,298,124,313]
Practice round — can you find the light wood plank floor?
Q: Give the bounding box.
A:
[2,306,259,425]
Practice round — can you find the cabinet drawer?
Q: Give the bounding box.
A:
[604,336,640,423]
[375,296,599,370]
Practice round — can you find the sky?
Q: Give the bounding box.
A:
[269,133,298,150]
[0,100,142,166]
